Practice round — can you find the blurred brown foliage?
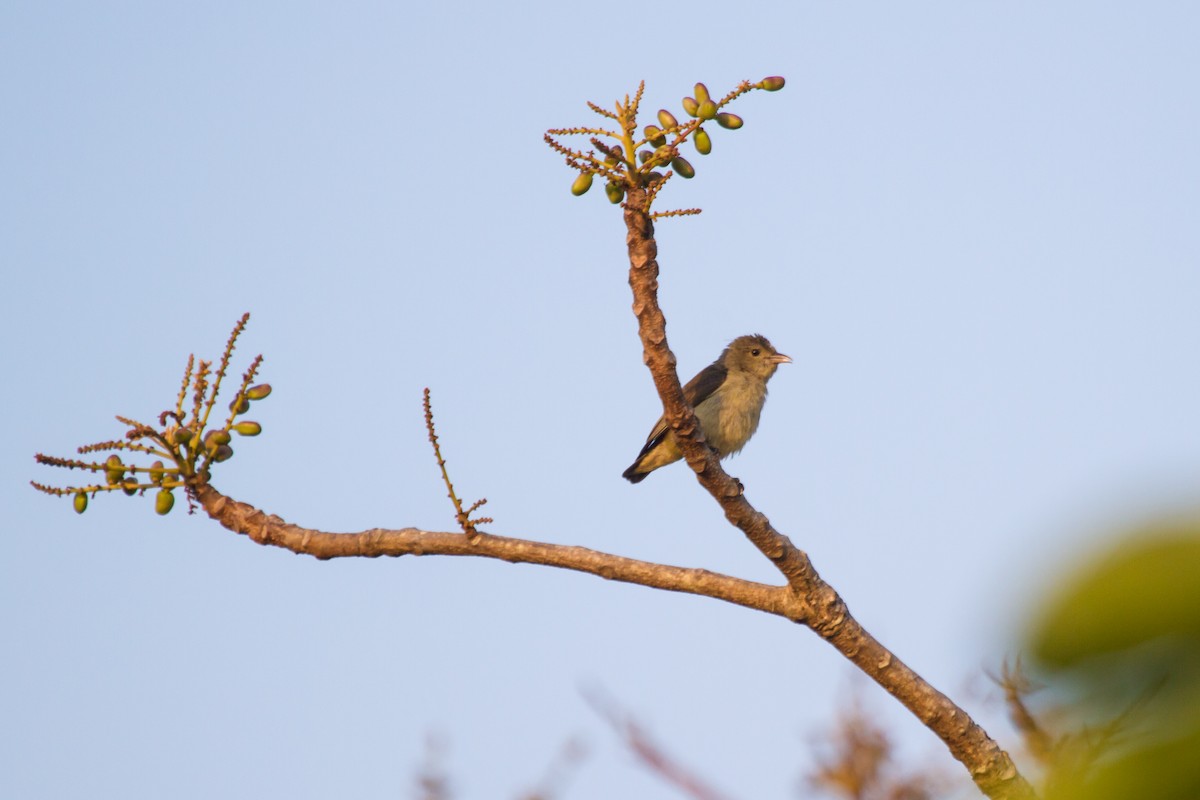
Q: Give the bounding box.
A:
[807,694,946,800]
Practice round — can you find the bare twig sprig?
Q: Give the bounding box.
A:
[32,314,270,516]
[423,388,492,539]
[650,208,702,221]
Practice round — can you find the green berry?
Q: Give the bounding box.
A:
[694,128,712,155]
[246,384,272,400]
[232,421,261,436]
[155,489,175,515]
[104,454,124,486]
[205,429,232,447]
[681,96,699,117]
[716,113,743,130]
[694,83,710,104]
[73,492,88,514]
[761,76,786,91]
[657,109,678,129]
[570,172,593,196]
[671,157,695,179]
[697,100,717,121]
[605,182,624,204]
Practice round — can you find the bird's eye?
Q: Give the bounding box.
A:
[751,348,761,356]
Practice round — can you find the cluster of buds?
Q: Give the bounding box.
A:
[33,314,270,517]
[551,76,785,208]
[81,451,183,516]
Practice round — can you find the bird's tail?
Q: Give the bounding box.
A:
[622,463,649,483]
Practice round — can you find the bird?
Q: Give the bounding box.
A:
[622,334,791,483]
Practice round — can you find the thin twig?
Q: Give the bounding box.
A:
[585,688,734,800]
[424,388,489,539]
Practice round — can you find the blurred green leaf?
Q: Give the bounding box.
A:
[1032,525,1200,667]
[1047,723,1200,800]
[1029,519,1200,800]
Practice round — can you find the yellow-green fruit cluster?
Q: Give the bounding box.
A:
[693,83,717,120]
[232,383,271,415]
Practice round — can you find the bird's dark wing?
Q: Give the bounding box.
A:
[637,361,728,449]
[682,361,728,408]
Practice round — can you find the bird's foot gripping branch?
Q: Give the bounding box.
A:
[32,313,270,516]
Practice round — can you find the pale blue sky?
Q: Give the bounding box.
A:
[4,3,1200,798]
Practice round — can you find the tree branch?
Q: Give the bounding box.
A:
[619,185,1035,800]
[193,484,792,617]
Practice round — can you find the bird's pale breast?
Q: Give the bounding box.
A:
[694,371,767,457]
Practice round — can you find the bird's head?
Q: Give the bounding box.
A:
[723,334,792,380]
